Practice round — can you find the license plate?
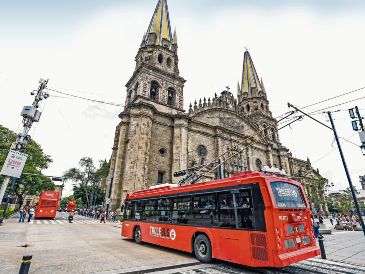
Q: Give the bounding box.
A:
[296,237,301,243]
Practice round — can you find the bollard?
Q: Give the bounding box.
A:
[318,236,326,259]
[19,255,32,274]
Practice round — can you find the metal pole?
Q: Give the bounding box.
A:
[318,237,327,259]
[217,159,223,179]
[0,176,11,209]
[1,177,16,220]
[327,111,365,236]
[19,255,32,274]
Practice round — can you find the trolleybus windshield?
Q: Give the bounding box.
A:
[271,182,306,208]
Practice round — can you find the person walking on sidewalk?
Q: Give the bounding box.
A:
[100,211,106,223]
[328,214,334,226]
[27,206,34,222]
[18,206,25,223]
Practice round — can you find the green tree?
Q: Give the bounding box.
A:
[0,125,53,204]
[63,158,108,208]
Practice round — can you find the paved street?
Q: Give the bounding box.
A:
[1,213,365,274]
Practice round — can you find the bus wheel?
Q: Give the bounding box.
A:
[134,226,142,244]
[194,234,212,263]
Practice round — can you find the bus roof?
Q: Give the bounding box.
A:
[127,171,298,200]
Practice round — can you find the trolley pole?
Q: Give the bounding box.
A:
[0,79,49,225]
[327,111,365,236]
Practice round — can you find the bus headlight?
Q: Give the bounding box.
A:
[40,210,43,212]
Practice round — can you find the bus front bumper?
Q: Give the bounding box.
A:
[277,246,320,267]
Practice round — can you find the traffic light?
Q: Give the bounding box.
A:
[173,170,187,177]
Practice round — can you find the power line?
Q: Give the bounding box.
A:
[47,88,124,107]
[301,86,365,110]
[308,95,365,115]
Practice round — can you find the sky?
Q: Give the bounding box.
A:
[1,0,365,197]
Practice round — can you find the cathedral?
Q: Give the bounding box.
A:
[105,0,328,215]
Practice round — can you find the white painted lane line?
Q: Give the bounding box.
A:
[50,220,56,224]
[73,221,82,224]
[43,220,49,224]
[56,220,64,224]
[29,220,33,224]
[36,220,41,224]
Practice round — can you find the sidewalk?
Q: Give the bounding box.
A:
[320,230,365,266]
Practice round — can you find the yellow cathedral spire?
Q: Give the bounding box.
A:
[241,50,264,98]
[144,0,173,46]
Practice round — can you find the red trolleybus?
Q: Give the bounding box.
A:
[121,171,320,268]
[67,200,77,212]
[35,191,60,219]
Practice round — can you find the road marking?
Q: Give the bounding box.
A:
[73,221,82,224]
[36,220,41,224]
[56,220,64,224]
[43,220,49,224]
[29,220,33,224]
[50,220,56,224]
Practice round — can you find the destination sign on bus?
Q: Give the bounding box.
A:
[150,226,176,240]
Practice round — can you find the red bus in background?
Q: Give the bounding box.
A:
[67,200,77,212]
[35,191,60,219]
[122,171,320,268]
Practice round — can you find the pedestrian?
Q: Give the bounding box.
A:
[18,206,25,223]
[100,211,106,223]
[313,220,322,238]
[328,214,334,226]
[28,206,34,222]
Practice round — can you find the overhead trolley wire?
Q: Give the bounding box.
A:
[301,86,365,110]
[47,88,124,107]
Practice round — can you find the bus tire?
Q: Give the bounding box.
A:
[194,234,212,263]
[134,226,142,244]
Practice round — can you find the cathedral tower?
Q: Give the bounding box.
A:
[238,50,279,142]
[124,0,185,111]
[106,0,186,210]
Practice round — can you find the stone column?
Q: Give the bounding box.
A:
[266,145,273,168]
[110,117,130,210]
[122,106,153,196]
[172,117,188,184]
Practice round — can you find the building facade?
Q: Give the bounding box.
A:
[105,0,328,215]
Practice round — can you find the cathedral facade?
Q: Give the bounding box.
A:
[105,0,328,215]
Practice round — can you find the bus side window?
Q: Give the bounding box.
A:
[172,196,192,224]
[218,192,236,228]
[157,198,172,223]
[143,199,158,222]
[192,194,218,227]
[124,201,133,220]
[236,190,254,229]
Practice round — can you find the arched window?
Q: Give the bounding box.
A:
[150,81,159,101]
[255,159,262,171]
[167,87,175,107]
[271,129,276,141]
[127,90,132,104]
[134,82,139,93]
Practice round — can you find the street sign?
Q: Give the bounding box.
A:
[0,150,28,178]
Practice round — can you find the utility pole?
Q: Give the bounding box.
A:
[0,79,49,224]
[328,111,365,236]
